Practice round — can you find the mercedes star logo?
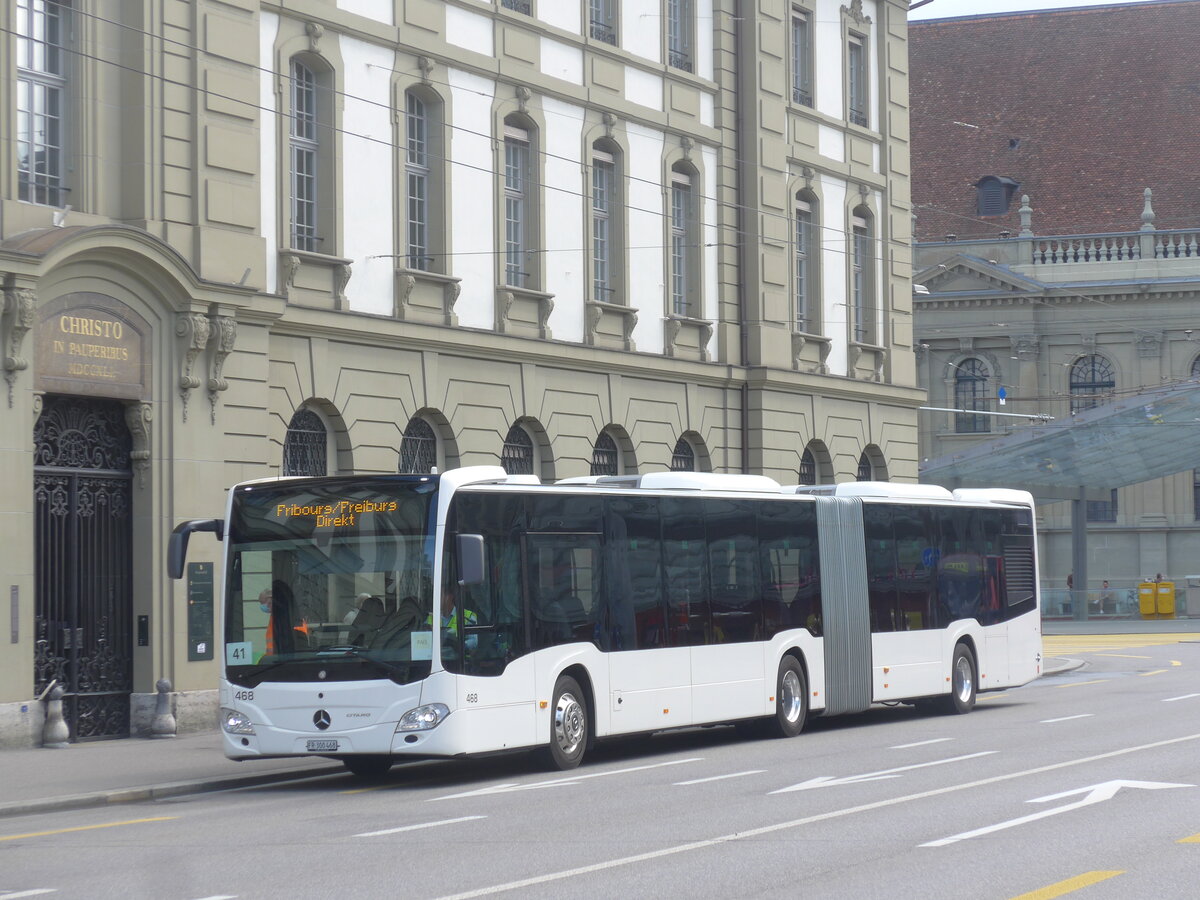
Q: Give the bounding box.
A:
[313,709,331,730]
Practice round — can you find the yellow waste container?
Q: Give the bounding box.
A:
[1156,581,1176,618]
[1138,582,1157,618]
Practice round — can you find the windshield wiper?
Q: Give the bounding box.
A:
[319,646,412,681]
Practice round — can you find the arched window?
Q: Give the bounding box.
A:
[799,448,817,485]
[592,141,624,303]
[591,432,619,476]
[501,424,534,475]
[795,192,819,332]
[1069,355,1115,413]
[857,451,872,482]
[1191,356,1200,379]
[503,115,539,288]
[405,89,444,272]
[669,163,699,317]
[283,408,327,476]
[398,417,437,474]
[954,358,990,433]
[851,206,874,343]
[670,437,695,472]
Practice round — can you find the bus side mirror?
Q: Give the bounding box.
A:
[456,534,486,586]
[168,518,224,579]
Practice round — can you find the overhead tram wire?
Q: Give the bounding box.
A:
[11,7,918,264]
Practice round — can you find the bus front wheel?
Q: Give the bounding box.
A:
[770,656,808,738]
[544,675,588,770]
[941,644,977,715]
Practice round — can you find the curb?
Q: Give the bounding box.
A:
[0,764,341,820]
[1042,657,1086,677]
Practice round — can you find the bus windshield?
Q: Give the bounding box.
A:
[223,477,438,686]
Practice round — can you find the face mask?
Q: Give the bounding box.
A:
[260,602,271,614]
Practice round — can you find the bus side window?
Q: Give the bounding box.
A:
[662,496,708,647]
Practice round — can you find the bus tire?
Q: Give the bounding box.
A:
[769,656,808,738]
[545,675,588,770]
[342,754,393,778]
[941,643,977,715]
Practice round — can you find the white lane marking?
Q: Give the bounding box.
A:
[430,732,1200,900]
[1163,693,1200,702]
[890,738,953,749]
[190,896,238,899]
[922,780,1195,848]
[1040,714,1095,724]
[674,770,765,786]
[355,815,486,838]
[0,892,58,898]
[429,758,703,801]
[770,751,997,793]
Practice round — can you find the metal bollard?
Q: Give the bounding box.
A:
[42,684,70,748]
[150,678,177,738]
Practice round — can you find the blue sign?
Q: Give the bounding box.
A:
[922,547,940,568]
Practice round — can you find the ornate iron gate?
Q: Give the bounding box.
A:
[33,396,134,740]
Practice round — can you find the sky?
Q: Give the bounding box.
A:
[908,0,1165,20]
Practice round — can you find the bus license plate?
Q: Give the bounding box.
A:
[306,739,338,752]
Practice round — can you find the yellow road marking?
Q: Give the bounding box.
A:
[1096,653,1150,659]
[1179,832,1200,843]
[1010,870,1123,899]
[1055,679,1106,688]
[0,816,176,842]
[1139,669,1167,677]
[1172,660,1182,666]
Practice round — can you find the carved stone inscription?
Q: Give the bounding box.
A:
[36,296,147,399]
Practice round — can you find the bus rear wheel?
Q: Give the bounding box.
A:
[769,656,808,738]
[940,644,977,715]
[342,754,394,778]
[544,675,588,770]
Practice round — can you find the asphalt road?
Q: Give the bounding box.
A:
[3,633,1198,900]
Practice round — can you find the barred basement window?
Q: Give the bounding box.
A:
[399,418,437,474]
[501,425,534,475]
[799,448,816,485]
[591,432,619,476]
[670,438,695,471]
[857,451,872,482]
[283,409,327,476]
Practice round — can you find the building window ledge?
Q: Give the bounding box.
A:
[585,300,638,351]
[848,340,887,382]
[664,314,713,362]
[791,331,832,374]
[496,285,555,339]
[396,268,462,326]
[279,249,353,310]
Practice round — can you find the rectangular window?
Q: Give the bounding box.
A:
[504,128,530,287]
[670,171,692,317]
[17,0,68,206]
[848,35,868,127]
[667,0,693,72]
[794,200,812,331]
[791,9,812,107]
[1086,489,1118,523]
[406,94,430,271]
[290,62,319,251]
[501,0,532,14]
[852,219,870,342]
[592,152,614,300]
[590,0,617,45]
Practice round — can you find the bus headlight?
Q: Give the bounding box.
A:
[396,703,450,732]
[221,708,256,735]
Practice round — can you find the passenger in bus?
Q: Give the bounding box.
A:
[258,580,307,658]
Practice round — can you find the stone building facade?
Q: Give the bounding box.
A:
[0,0,918,745]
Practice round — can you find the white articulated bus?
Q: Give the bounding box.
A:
[168,467,1041,776]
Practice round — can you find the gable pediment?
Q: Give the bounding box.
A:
[915,254,1044,296]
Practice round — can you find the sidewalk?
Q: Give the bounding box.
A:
[2,616,1196,822]
[0,730,342,819]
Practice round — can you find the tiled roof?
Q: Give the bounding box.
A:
[909,0,1200,242]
